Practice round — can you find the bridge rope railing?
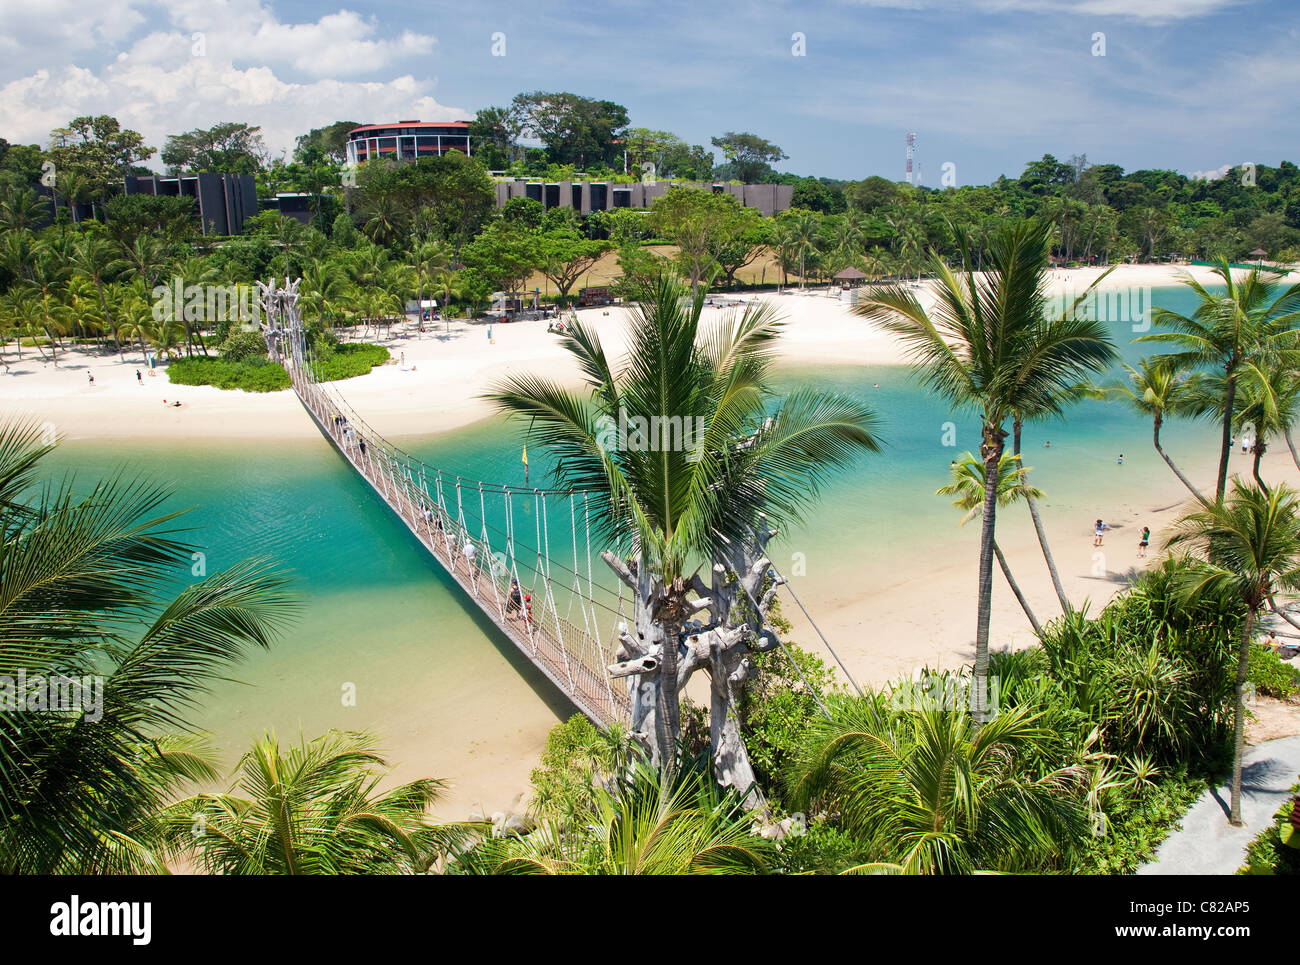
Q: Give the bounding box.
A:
[260,281,629,726]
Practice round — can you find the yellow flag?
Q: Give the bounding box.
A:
[522,445,528,467]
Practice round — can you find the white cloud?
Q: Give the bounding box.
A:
[0,0,460,162]
[847,0,1250,21]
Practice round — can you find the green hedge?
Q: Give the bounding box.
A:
[166,356,291,392]
[315,342,390,381]
[1249,644,1300,698]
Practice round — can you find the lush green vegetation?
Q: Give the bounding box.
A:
[166,355,291,392]
[0,420,298,873]
[1239,779,1300,875]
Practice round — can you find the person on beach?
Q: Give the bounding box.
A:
[1094,519,1107,546]
[1138,526,1150,558]
[136,370,142,384]
[87,372,93,385]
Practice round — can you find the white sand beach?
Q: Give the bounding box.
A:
[7,263,1276,444]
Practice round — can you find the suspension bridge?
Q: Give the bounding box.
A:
[258,280,854,729]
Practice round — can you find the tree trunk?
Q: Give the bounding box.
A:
[973,424,1005,727]
[1230,606,1255,825]
[1286,430,1300,474]
[1217,374,1237,503]
[1013,420,1070,615]
[709,642,761,808]
[1154,414,1208,504]
[994,540,1041,636]
[654,587,684,780]
[1251,439,1269,495]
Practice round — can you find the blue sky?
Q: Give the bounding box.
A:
[1,0,1296,184]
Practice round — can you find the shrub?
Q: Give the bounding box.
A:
[1240,780,1300,875]
[219,329,269,363]
[1248,644,1300,699]
[166,356,290,392]
[315,343,388,381]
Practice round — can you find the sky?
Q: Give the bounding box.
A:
[1,0,1296,185]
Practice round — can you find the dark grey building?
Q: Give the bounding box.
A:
[123,173,258,236]
[493,180,793,216]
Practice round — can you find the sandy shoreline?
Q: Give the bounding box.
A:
[8,263,1281,445]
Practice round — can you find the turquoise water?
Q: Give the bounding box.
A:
[35,284,1225,792]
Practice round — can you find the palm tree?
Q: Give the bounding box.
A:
[786,692,1087,873]
[1141,259,1300,503]
[1110,358,1209,504]
[0,186,47,232]
[408,239,450,330]
[856,219,1115,722]
[301,259,348,330]
[787,211,821,290]
[488,272,881,769]
[1233,359,1300,494]
[1166,481,1300,824]
[69,232,127,355]
[0,420,296,873]
[121,234,169,291]
[462,762,772,875]
[163,731,470,874]
[937,452,1045,635]
[171,255,218,356]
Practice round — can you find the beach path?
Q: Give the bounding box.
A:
[1137,735,1300,875]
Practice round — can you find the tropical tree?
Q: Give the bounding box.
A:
[786,210,821,289]
[1141,260,1300,503]
[786,692,1087,873]
[937,452,1045,635]
[460,762,772,875]
[163,730,470,874]
[488,272,880,780]
[856,219,1114,722]
[70,232,126,354]
[1233,359,1300,494]
[1010,271,1120,615]
[1166,481,1300,824]
[0,420,296,873]
[1110,358,1209,503]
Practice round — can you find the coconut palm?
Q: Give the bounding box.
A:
[0,420,296,873]
[488,272,880,768]
[1233,359,1300,494]
[786,211,821,289]
[937,452,1045,635]
[786,692,1087,874]
[0,186,47,233]
[170,254,218,356]
[856,219,1115,722]
[1140,259,1300,503]
[408,239,450,329]
[301,258,349,330]
[1109,358,1209,504]
[1166,481,1300,824]
[120,234,169,290]
[162,730,470,874]
[462,762,772,875]
[69,232,127,354]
